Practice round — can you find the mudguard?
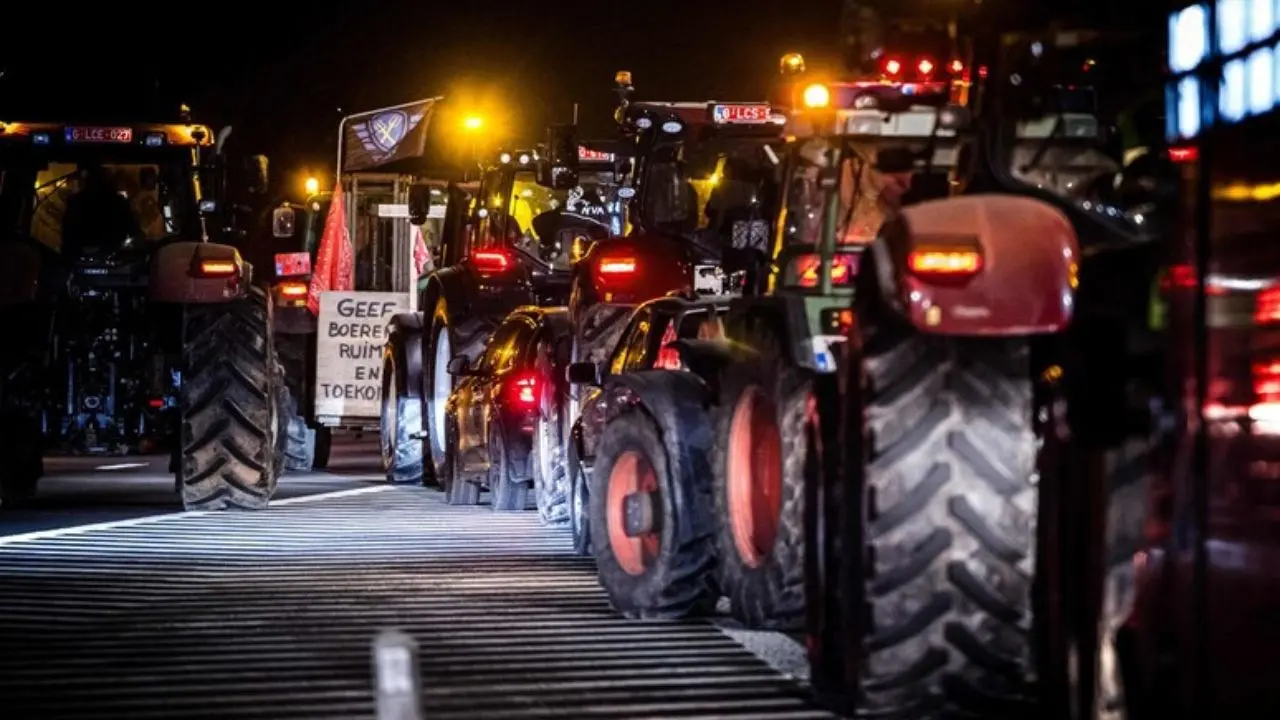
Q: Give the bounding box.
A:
[150,241,252,304]
[869,194,1079,336]
[0,242,40,305]
[387,312,425,398]
[604,370,716,439]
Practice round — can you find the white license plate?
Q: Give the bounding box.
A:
[694,265,722,294]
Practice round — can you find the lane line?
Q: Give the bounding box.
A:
[0,485,392,547]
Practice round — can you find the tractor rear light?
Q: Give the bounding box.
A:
[279,281,308,298]
[794,254,858,289]
[949,59,964,74]
[471,250,511,272]
[598,257,636,275]
[148,398,165,409]
[884,58,901,75]
[1168,146,1198,163]
[907,248,982,277]
[196,259,237,277]
[1256,286,1280,324]
[506,371,540,410]
[918,58,935,76]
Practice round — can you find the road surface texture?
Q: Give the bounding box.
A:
[0,452,829,718]
[2,435,378,537]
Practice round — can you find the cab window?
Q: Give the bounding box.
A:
[610,310,651,375]
[473,169,505,251]
[481,317,534,376]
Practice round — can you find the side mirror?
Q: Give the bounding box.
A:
[446,356,472,376]
[566,361,601,386]
[272,206,298,238]
[408,185,432,226]
[248,154,269,195]
[544,124,580,190]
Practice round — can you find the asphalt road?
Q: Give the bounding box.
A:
[0,432,822,719]
[1,433,382,537]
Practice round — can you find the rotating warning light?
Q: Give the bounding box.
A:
[463,116,483,131]
[918,58,935,75]
[884,59,902,75]
[802,83,831,109]
[780,53,806,74]
[304,177,320,196]
[615,70,633,86]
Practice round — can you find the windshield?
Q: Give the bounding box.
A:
[0,147,197,256]
[506,170,624,271]
[642,140,778,246]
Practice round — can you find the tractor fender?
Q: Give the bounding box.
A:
[150,241,252,304]
[423,267,474,329]
[386,312,425,398]
[870,194,1079,336]
[604,370,716,441]
[0,242,41,305]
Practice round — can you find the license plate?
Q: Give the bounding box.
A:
[274,252,312,277]
[694,265,722,294]
[712,104,771,124]
[66,127,133,143]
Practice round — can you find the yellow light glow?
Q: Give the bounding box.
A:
[464,116,483,131]
[304,177,319,196]
[802,83,831,109]
[781,53,806,74]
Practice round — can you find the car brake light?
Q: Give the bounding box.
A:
[918,58,934,75]
[472,250,511,272]
[598,257,636,275]
[506,371,540,410]
[907,248,982,277]
[884,59,901,75]
[279,281,308,298]
[794,254,857,288]
[949,59,964,74]
[1257,287,1280,324]
[197,260,237,277]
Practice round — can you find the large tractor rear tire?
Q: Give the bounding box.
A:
[711,321,810,630]
[860,330,1039,717]
[532,342,570,525]
[381,336,425,485]
[590,373,717,619]
[424,298,490,485]
[177,286,281,511]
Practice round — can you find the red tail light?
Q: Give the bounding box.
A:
[949,59,964,74]
[1168,146,1198,163]
[907,248,982,277]
[506,371,540,410]
[884,58,901,75]
[794,254,858,289]
[471,250,511,272]
[918,58,935,76]
[196,259,237,277]
[1257,286,1280,324]
[278,281,308,298]
[598,256,636,275]
[148,398,165,409]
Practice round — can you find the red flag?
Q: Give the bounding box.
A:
[307,182,355,315]
[411,224,432,275]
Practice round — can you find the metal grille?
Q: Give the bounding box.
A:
[0,487,835,719]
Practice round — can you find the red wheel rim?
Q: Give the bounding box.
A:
[607,450,660,576]
[726,387,783,568]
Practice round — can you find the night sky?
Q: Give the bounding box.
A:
[1,1,840,193]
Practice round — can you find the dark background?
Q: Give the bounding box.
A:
[0,1,1162,198]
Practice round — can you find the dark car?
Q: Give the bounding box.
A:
[562,294,733,554]
[439,306,571,510]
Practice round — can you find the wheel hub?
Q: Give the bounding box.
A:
[726,387,784,569]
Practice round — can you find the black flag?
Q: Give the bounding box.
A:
[342,98,437,172]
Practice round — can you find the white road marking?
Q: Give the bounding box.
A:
[0,485,391,547]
